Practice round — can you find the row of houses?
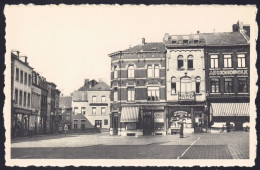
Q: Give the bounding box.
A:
[11,51,61,137]
[109,21,250,136]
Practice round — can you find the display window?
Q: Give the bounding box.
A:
[125,122,137,130]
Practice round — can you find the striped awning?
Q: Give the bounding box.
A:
[211,103,249,117]
[120,107,139,122]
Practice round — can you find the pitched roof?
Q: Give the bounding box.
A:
[72,91,88,101]
[59,96,72,108]
[202,32,248,46]
[123,42,165,53]
[78,79,98,91]
[88,81,110,91]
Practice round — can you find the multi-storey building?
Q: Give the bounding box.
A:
[59,95,72,130]
[47,82,57,133]
[204,22,250,130]
[11,51,33,137]
[39,76,48,134]
[108,39,167,136]
[163,33,207,133]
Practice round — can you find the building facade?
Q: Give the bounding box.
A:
[11,52,33,137]
[109,39,167,136]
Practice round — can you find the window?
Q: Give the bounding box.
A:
[210,55,219,68]
[224,78,233,93]
[210,78,220,93]
[147,65,153,77]
[187,55,193,69]
[28,74,31,86]
[114,90,118,101]
[237,54,246,68]
[101,107,106,115]
[114,65,118,79]
[177,55,184,69]
[24,72,27,85]
[95,120,102,128]
[81,120,86,129]
[74,107,78,114]
[20,70,23,84]
[101,96,106,103]
[126,122,137,130]
[81,107,86,115]
[27,93,30,107]
[224,55,232,68]
[92,107,96,115]
[147,87,159,101]
[16,68,19,81]
[183,36,189,43]
[238,77,248,93]
[180,77,192,93]
[196,77,201,93]
[127,87,135,102]
[66,114,70,121]
[154,65,159,77]
[14,89,18,104]
[104,119,108,125]
[92,96,97,102]
[19,90,23,105]
[128,65,135,78]
[193,35,199,43]
[171,77,176,94]
[73,120,78,129]
[23,92,27,107]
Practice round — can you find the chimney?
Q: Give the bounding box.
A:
[197,31,200,34]
[25,56,28,64]
[142,38,145,45]
[84,79,89,86]
[17,51,20,57]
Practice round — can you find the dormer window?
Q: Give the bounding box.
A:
[171,36,177,44]
[183,36,189,43]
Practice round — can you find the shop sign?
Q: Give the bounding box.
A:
[14,108,32,115]
[154,112,164,118]
[209,69,248,76]
[143,106,164,110]
[173,111,188,118]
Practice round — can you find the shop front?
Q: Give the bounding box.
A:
[110,111,119,135]
[12,107,32,137]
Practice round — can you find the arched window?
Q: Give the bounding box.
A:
[187,55,193,69]
[195,77,201,93]
[171,76,176,94]
[154,65,160,78]
[128,65,135,78]
[147,65,153,78]
[177,55,184,69]
[180,77,192,93]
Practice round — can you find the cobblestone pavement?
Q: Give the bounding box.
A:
[11,132,249,159]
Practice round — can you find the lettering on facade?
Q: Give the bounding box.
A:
[209,69,248,76]
[173,111,188,117]
[14,108,32,115]
[179,92,195,101]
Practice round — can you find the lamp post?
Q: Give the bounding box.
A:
[204,104,208,133]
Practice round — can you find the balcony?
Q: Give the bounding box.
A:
[178,92,196,101]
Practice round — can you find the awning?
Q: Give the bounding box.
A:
[211,103,249,117]
[120,107,139,122]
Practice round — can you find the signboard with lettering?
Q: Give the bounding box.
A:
[209,69,248,76]
[14,108,32,115]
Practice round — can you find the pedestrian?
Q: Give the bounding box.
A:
[64,124,68,134]
[180,120,184,138]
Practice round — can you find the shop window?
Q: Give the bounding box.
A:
[15,89,18,104]
[81,107,86,115]
[16,68,19,81]
[92,107,96,115]
[177,55,184,69]
[19,90,23,105]
[147,65,153,77]
[237,54,246,68]
[28,74,31,86]
[81,120,86,129]
[126,122,137,130]
[195,77,201,93]
[27,93,30,107]
[154,123,164,130]
[23,92,27,107]
[20,70,23,84]
[224,55,232,68]
[104,119,108,125]
[114,90,118,101]
[101,107,106,115]
[95,120,102,128]
[127,87,135,102]
[101,96,106,103]
[154,65,160,78]
[187,55,193,69]
[74,120,78,129]
[210,78,220,93]
[238,77,248,93]
[171,77,176,94]
[224,78,233,93]
[128,65,135,78]
[24,72,27,85]
[114,65,118,79]
[210,55,218,68]
[147,87,159,101]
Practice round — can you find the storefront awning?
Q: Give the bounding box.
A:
[120,107,139,122]
[211,103,249,117]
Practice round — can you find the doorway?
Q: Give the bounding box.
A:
[113,117,118,135]
[143,115,152,136]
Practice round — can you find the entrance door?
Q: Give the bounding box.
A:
[113,117,118,135]
[143,116,152,136]
[95,120,102,129]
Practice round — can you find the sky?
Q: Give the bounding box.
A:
[5,5,256,95]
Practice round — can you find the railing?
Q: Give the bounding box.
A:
[178,92,196,101]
